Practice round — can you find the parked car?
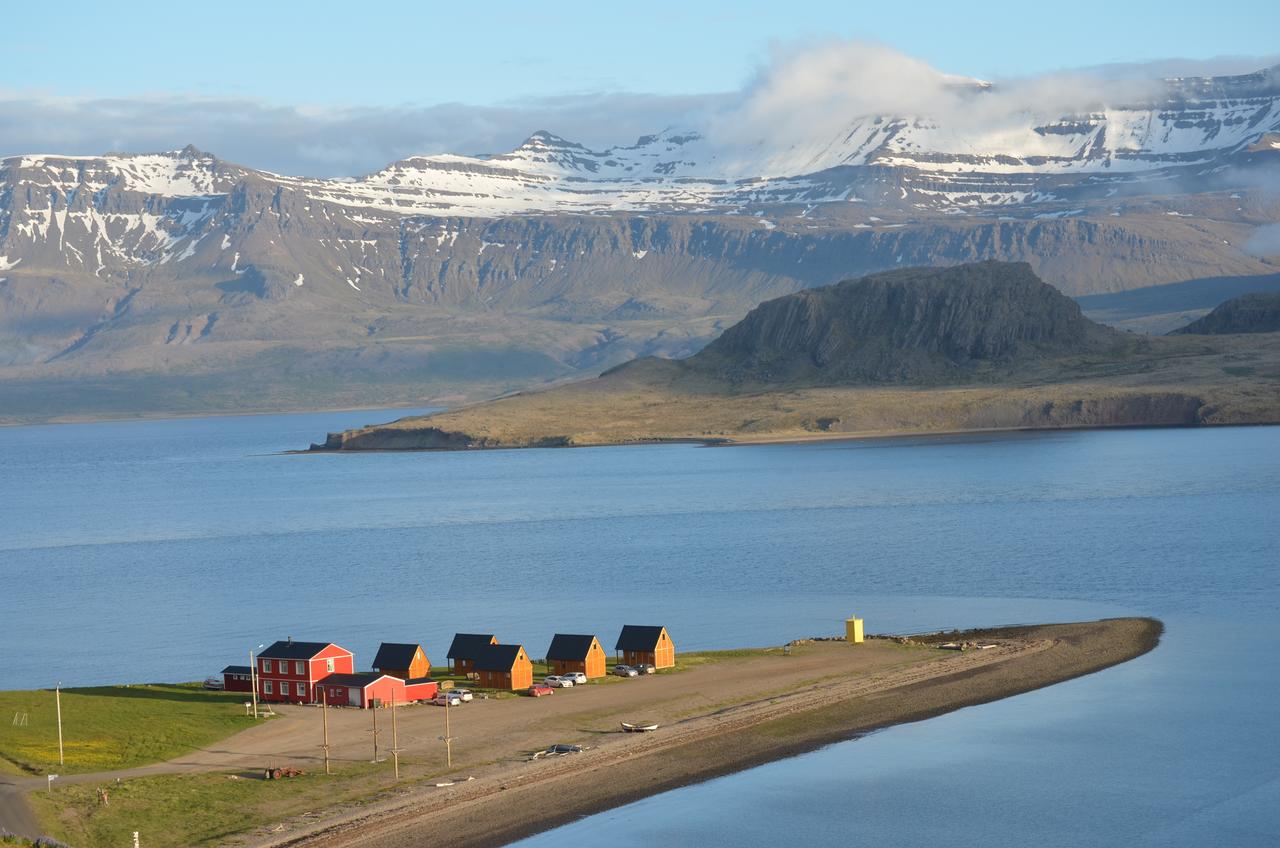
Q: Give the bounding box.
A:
[433,692,464,706]
[527,683,554,697]
[451,688,475,702]
[544,675,575,688]
[562,672,588,685]
[634,663,656,675]
[202,676,224,690]
[612,664,639,677]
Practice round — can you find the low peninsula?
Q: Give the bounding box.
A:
[309,263,1280,452]
[3,618,1161,847]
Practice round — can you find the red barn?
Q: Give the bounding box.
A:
[316,673,438,709]
[220,665,253,693]
[256,639,354,704]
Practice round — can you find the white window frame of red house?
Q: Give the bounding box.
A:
[326,658,335,673]
[295,661,305,675]
[264,680,274,694]
[296,682,306,697]
[262,659,273,673]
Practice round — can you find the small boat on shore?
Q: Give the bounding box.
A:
[621,721,659,732]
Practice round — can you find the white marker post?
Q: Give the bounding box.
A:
[47,774,58,793]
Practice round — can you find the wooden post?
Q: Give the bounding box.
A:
[390,695,400,779]
[321,689,331,775]
[444,694,452,768]
[371,700,380,763]
[55,683,64,766]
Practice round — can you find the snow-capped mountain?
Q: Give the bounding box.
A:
[0,66,1277,422]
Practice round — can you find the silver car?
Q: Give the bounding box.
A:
[612,664,639,677]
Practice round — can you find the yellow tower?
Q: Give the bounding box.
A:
[845,616,865,644]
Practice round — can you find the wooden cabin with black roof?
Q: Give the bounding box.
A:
[545,634,607,679]
[372,642,431,680]
[615,625,675,669]
[446,633,498,674]
[472,643,533,691]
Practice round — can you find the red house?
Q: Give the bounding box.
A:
[256,639,354,704]
[316,673,438,709]
[220,665,253,693]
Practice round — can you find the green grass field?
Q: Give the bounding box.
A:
[25,762,397,848]
[0,684,257,775]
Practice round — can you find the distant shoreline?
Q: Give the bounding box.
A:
[253,618,1161,848]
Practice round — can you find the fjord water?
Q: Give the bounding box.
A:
[1,413,1277,845]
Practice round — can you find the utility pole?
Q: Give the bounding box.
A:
[390,695,400,779]
[55,682,64,766]
[321,689,331,776]
[443,694,453,768]
[371,702,380,763]
[249,648,259,719]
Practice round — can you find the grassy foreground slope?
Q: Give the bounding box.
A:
[0,685,254,775]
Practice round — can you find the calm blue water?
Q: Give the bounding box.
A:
[1,412,1277,845]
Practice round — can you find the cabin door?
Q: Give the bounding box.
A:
[349,687,362,707]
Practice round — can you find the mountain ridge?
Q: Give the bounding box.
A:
[1,66,1278,422]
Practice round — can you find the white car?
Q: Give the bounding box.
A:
[451,688,475,702]
[544,675,575,688]
[562,672,588,685]
[433,692,464,706]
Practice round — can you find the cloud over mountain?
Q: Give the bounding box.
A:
[0,42,1275,177]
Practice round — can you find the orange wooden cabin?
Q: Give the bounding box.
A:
[545,634,607,679]
[446,633,497,674]
[473,644,533,691]
[372,643,431,680]
[615,625,675,669]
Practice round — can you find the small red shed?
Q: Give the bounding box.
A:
[221,665,253,693]
[316,673,439,709]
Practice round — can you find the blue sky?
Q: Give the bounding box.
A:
[1,0,1276,176]
[6,0,1277,106]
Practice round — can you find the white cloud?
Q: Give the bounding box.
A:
[0,42,1274,178]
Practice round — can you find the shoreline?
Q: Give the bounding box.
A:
[300,420,1274,456]
[251,618,1161,848]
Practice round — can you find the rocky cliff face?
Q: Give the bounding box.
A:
[687,262,1123,384]
[1169,292,1280,334]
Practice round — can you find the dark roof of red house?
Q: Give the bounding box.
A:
[447,633,496,659]
[404,677,436,686]
[373,643,423,670]
[259,640,341,660]
[615,625,667,652]
[317,673,392,688]
[546,634,599,661]
[472,644,527,672]
[221,665,251,675]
